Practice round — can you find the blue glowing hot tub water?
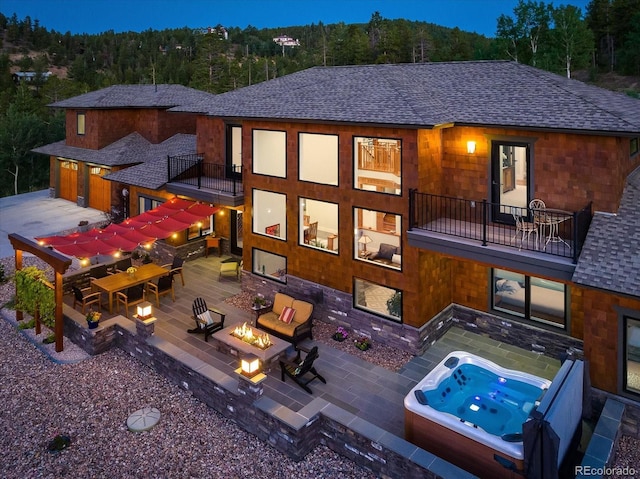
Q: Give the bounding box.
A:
[423,363,545,436]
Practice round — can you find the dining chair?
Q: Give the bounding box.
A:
[115,284,146,318]
[146,274,175,307]
[162,256,185,287]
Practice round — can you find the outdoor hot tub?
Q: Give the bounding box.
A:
[404,351,551,479]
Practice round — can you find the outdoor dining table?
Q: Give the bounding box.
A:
[533,207,572,250]
[90,263,170,313]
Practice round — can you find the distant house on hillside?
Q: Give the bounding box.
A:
[12,71,52,84]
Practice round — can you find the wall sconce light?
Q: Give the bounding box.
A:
[136,301,153,320]
[240,354,261,378]
[467,141,476,154]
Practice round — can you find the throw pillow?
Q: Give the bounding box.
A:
[197,311,214,329]
[376,243,396,260]
[279,306,296,324]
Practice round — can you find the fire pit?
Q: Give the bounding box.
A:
[231,322,272,350]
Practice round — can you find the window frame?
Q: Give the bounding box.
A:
[77,111,86,136]
[353,135,402,196]
[631,137,639,158]
[226,124,242,179]
[299,197,339,254]
[252,248,287,283]
[298,132,339,186]
[252,189,287,240]
[353,277,403,323]
[353,206,402,270]
[491,268,567,330]
[252,128,287,178]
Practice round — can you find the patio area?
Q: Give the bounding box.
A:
[69,254,561,439]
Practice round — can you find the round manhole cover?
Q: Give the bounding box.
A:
[127,407,161,432]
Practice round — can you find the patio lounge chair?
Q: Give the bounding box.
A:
[188,297,225,342]
[219,259,242,281]
[279,345,326,394]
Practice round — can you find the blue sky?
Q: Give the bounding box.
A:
[2,0,591,37]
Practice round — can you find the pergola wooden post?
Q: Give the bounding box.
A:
[9,233,72,353]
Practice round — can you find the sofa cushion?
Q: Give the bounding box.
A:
[279,306,296,324]
[374,243,397,261]
[272,293,294,315]
[291,300,313,323]
[197,311,214,329]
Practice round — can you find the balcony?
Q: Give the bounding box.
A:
[408,190,592,279]
[166,154,244,207]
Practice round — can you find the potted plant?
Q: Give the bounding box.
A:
[252,294,267,309]
[86,310,102,329]
[386,291,402,318]
[354,336,371,351]
[332,326,349,342]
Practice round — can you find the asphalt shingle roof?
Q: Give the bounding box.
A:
[573,166,640,297]
[172,61,640,135]
[103,134,197,189]
[49,84,216,109]
[32,133,196,189]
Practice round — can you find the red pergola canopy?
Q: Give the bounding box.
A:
[37,198,219,259]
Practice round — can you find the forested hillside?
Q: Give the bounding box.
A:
[0,0,638,197]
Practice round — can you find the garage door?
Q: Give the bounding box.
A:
[88,166,111,212]
[59,160,78,202]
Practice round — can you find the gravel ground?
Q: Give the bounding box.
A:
[3,255,639,478]
[0,256,376,478]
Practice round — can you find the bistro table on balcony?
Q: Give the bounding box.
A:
[533,208,572,251]
[91,263,170,313]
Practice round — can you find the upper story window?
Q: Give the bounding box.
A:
[354,207,401,270]
[300,197,338,253]
[253,129,286,178]
[253,189,286,240]
[77,112,86,135]
[354,136,401,195]
[299,132,338,186]
[227,125,242,176]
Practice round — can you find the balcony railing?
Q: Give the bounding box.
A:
[168,154,243,196]
[409,190,592,263]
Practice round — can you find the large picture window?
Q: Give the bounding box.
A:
[252,189,286,240]
[253,129,286,177]
[354,278,402,323]
[252,248,287,282]
[354,207,401,269]
[492,268,566,328]
[354,136,401,195]
[299,133,338,185]
[300,198,338,253]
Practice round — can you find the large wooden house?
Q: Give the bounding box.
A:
[35,61,640,401]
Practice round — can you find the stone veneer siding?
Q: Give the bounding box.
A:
[61,305,473,479]
[242,272,585,359]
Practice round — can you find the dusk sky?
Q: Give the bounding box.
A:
[2,0,591,38]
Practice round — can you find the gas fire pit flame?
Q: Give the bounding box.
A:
[232,322,271,350]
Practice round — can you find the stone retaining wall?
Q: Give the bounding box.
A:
[61,305,474,479]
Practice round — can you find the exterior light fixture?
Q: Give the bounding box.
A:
[136,301,153,320]
[113,251,121,258]
[240,354,261,378]
[79,258,89,267]
[171,233,178,239]
[467,141,476,154]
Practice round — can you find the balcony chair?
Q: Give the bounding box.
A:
[162,256,185,287]
[72,285,102,314]
[511,208,539,251]
[279,345,326,394]
[303,221,318,244]
[115,284,146,318]
[219,259,242,281]
[188,297,225,342]
[146,274,175,307]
